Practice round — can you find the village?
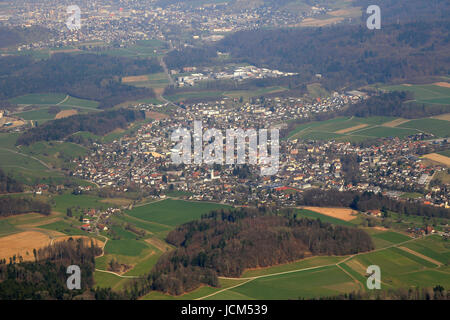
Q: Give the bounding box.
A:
[69,91,449,212]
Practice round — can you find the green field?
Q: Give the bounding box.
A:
[9,93,67,105]
[370,231,411,245]
[380,84,450,105]
[0,219,19,237]
[401,118,450,138]
[126,199,232,227]
[104,239,149,256]
[39,220,86,236]
[19,141,88,169]
[52,193,114,214]
[9,94,99,112]
[287,115,446,141]
[209,265,358,300]
[403,235,450,265]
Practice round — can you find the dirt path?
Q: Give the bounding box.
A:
[145,237,171,252]
[398,246,442,266]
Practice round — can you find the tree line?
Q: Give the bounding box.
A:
[297,189,450,219]
[0,169,23,194]
[0,197,51,218]
[164,19,449,93]
[0,238,101,300]
[344,91,450,119]
[0,53,162,109]
[16,109,145,146]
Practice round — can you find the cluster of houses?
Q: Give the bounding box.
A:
[80,207,120,233]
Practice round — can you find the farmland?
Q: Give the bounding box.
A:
[175,233,449,300]
[288,115,450,141]
[379,83,450,106]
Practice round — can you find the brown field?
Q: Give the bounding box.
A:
[433,82,450,88]
[399,246,442,266]
[122,75,149,83]
[335,124,369,134]
[153,87,165,97]
[0,231,104,262]
[382,118,409,127]
[55,109,78,119]
[145,111,169,120]
[432,113,450,121]
[423,153,450,167]
[301,206,358,221]
[50,49,81,55]
[300,17,344,27]
[0,117,25,128]
[328,7,362,18]
[54,235,104,248]
[0,231,52,261]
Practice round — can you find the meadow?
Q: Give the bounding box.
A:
[126,199,232,227]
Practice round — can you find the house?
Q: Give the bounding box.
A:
[81,224,91,231]
[367,209,382,217]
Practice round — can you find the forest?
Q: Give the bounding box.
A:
[130,207,374,296]
[0,169,24,194]
[0,26,54,49]
[0,53,162,109]
[0,239,101,300]
[16,109,145,146]
[166,19,449,92]
[0,197,51,217]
